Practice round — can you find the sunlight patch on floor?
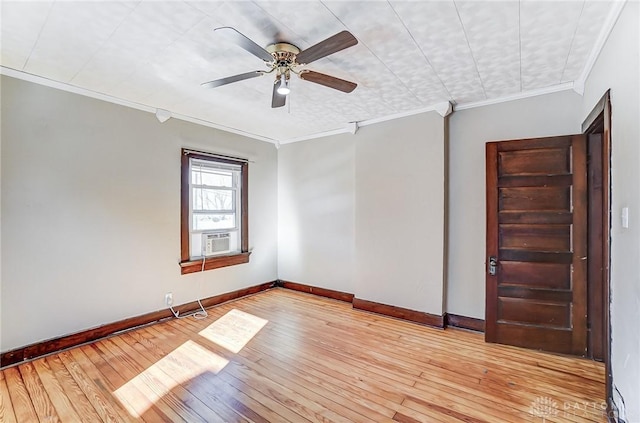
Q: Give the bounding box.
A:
[114,340,229,418]
[199,308,268,353]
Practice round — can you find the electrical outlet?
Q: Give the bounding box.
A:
[165,292,173,307]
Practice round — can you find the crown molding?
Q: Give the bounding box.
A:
[0,66,277,144]
[453,82,576,111]
[574,0,627,91]
[357,104,438,127]
[169,111,276,144]
[279,126,351,145]
[279,104,441,145]
[279,81,583,144]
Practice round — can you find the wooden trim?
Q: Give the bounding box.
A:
[180,251,251,275]
[582,89,610,133]
[485,142,499,342]
[445,313,485,332]
[352,298,444,328]
[603,93,613,416]
[587,133,604,360]
[278,281,443,328]
[241,161,249,253]
[494,135,571,151]
[571,134,589,356]
[606,402,617,423]
[584,90,613,414]
[182,149,249,164]
[0,281,276,369]
[198,281,274,309]
[180,151,190,262]
[278,280,354,302]
[179,148,250,271]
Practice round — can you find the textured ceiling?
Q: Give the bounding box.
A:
[1,1,616,142]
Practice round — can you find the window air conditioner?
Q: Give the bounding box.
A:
[203,232,231,256]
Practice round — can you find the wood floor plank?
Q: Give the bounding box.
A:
[136,325,325,423]
[173,318,393,422]
[105,335,213,423]
[122,330,254,423]
[46,354,118,423]
[44,356,99,420]
[3,366,39,423]
[1,288,606,422]
[32,358,84,422]
[18,361,60,422]
[0,371,18,423]
[132,325,291,423]
[226,359,358,423]
[90,337,186,422]
[243,347,398,419]
[132,327,285,423]
[71,345,161,422]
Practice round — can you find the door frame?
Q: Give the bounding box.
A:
[581,90,612,414]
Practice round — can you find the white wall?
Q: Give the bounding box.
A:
[278,134,355,293]
[278,112,446,315]
[355,113,445,314]
[581,2,640,419]
[0,76,278,351]
[0,81,3,351]
[447,90,583,319]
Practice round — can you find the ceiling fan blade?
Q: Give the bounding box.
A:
[271,80,286,108]
[295,31,358,65]
[201,71,264,89]
[299,70,357,93]
[214,27,274,62]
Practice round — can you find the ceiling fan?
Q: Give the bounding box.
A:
[202,27,359,108]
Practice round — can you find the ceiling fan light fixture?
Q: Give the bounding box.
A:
[204,28,358,108]
[277,73,290,96]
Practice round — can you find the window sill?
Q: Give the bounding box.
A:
[180,252,251,275]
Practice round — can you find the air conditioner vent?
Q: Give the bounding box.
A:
[203,232,230,256]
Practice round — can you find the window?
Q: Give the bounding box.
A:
[180,149,249,274]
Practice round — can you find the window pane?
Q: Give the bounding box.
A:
[193,188,233,211]
[191,167,233,187]
[193,214,236,231]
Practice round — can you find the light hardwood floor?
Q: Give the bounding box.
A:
[1,288,606,422]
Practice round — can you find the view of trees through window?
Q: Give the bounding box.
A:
[181,149,249,270]
[191,160,239,231]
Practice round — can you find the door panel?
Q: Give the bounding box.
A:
[500,224,571,251]
[499,186,571,211]
[486,135,588,356]
[498,148,571,175]
[500,262,570,289]
[498,298,570,328]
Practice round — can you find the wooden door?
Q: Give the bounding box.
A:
[485,135,588,356]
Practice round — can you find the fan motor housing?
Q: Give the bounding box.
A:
[267,42,300,68]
